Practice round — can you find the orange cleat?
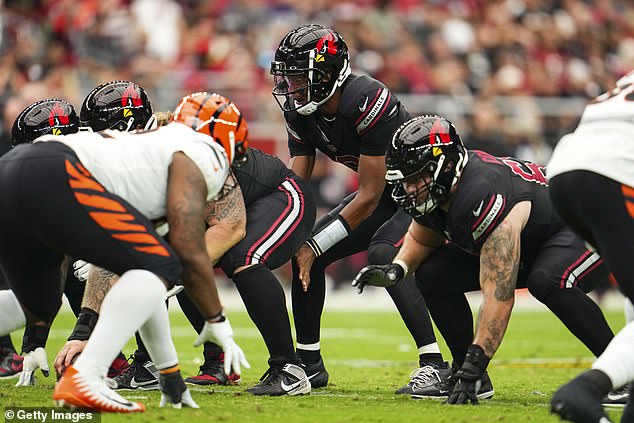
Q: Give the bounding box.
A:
[53,365,145,413]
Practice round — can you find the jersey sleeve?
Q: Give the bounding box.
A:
[341,80,409,157]
[449,176,516,253]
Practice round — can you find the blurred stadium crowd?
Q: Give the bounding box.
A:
[1,0,633,286]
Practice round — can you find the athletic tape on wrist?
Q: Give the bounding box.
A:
[392,259,409,276]
[68,308,99,341]
[306,216,350,256]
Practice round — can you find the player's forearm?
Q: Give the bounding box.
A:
[205,224,245,265]
[473,294,514,358]
[339,192,381,230]
[181,255,223,318]
[81,267,117,312]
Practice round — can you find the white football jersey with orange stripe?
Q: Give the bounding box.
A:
[548,71,634,186]
[38,122,229,219]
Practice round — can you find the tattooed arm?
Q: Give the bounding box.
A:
[473,201,531,358]
[167,152,223,317]
[81,267,118,312]
[204,170,247,264]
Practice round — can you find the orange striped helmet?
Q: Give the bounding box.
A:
[172,92,249,164]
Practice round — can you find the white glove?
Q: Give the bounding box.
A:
[160,388,199,409]
[16,347,50,386]
[194,317,250,375]
[72,260,92,282]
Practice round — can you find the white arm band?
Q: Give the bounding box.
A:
[306,217,350,256]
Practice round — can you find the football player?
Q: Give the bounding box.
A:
[270,24,449,394]
[0,98,80,383]
[548,71,634,422]
[0,100,248,412]
[353,115,619,404]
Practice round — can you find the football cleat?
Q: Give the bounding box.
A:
[53,365,145,413]
[411,365,494,400]
[602,383,629,408]
[245,363,311,396]
[301,357,329,389]
[159,370,199,409]
[0,347,23,379]
[107,353,130,379]
[396,362,451,396]
[551,371,612,423]
[109,355,159,390]
[185,352,241,386]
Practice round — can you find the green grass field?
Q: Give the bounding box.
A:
[0,308,626,422]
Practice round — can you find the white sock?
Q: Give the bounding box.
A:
[592,320,634,388]
[296,342,320,351]
[419,342,441,355]
[625,297,634,325]
[0,290,26,336]
[138,302,178,370]
[74,269,166,378]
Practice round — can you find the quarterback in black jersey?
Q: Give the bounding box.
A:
[272,24,446,394]
[354,115,618,404]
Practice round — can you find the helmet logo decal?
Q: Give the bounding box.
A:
[429,119,451,145]
[52,128,62,135]
[49,102,70,126]
[316,32,338,56]
[123,108,133,117]
[121,84,143,107]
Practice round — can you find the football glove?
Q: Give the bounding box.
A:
[194,317,250,375]
[16,347,50,386]
[159,371,199,409]
[447,344,490,405]
[72,260,92,282]
[352,263,405,294]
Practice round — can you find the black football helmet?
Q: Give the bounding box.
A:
[386,115,468,217]
[11,98,79,147]
[270,24,351,116]
[80,80,153,131]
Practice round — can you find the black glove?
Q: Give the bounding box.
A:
[447,344,490,405]
[351,263,405,294]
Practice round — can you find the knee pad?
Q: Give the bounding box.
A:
[367,243,398,265]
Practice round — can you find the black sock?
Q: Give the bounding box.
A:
[234,265,296,362]
[419,353,444,367]
[541,288,613,357]
[297,349,321,365]
[203,343,222,358]
[291,259,326,356]
[0,335,16,353]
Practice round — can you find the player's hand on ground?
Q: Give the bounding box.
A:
[295,244,316,291]
[448,345,489,405]
[54,340,86,379]
[16,347,49,386]
[352,264,405,294]
[195,317,250,375]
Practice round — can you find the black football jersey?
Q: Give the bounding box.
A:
[233,148,295,206]
[284,74,410,172]
[415,150,565,262]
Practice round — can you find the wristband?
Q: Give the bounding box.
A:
[206,310,226,323]
[306,216,351,256]
[392,259,409,277]
[68,308,99,341]
[464,344,490,371]
[22,325,51,353]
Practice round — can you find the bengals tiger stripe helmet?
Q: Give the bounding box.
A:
[11,98,79,146]
[172,92,249,165]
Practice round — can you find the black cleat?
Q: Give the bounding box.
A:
[301,357,329,388]
[245,363,311,396]
[601,383,629,408]
[401,362,452,398]
[109,354,159,390]
[185,352,241,386]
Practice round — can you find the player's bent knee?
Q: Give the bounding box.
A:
[367,243,398,265]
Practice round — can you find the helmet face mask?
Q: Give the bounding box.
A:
[11,99,79,146]
[80,81,153,132]
[271,24,351,116]
[386,115,467,217]
[172,92,249,165]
